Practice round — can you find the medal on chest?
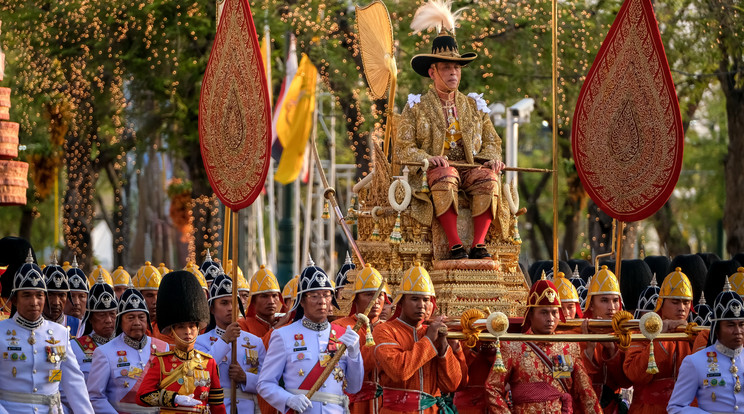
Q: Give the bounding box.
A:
[552,353,573,379]
[242,337,259,373]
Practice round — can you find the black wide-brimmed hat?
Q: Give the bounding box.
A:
[335,252,355,292]
[411,34,477,78]
[43,257,69,293]
[199,249,223,284]
[692,292,713,327]
[115,284,151,335]
[709,278,744,346]
[156,270,209,334]
[292,257,339,322]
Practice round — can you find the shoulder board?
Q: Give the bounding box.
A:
[407,94,422,108]
[75,335,95,350]
[154,350,174,357]
[195,349,214,359]
[467,92,491,114]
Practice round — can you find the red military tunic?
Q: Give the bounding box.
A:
[373,318,465,414]
[137,348,226,414]
[623,340,692,414]
[485,339,601,413]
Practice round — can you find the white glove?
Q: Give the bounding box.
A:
[174,394,201,407]
[286,394,312,412]
[339,326,360,358]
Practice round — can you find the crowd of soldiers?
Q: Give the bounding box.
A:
[2,235,744,413]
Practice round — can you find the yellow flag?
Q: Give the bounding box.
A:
[274,54,318,184]
[260,27,272,106]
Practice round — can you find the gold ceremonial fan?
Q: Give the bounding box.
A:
[356,0,397,156]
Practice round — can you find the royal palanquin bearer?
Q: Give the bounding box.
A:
[137,271,226,414]
[396,0,506,260]
[111,266,132,299]
[624,267,694,413]
[131,261,162,336]
[668,278,744,412]
[485,274,601,413]
[283,275,300,310]
[694,266,744,352]
[239,265,288,347]
[64,258,89,328]
[334,263,389,414]
[257,260,363,413]
[87,283,169,413]
[580,265,631,413]
[373,262,465,413]
[199,249,223,289]
[43,257,80,337]
[554,271,583,319]
[0,251,94,414]
[195,274,266,413]
[71,277,118,382]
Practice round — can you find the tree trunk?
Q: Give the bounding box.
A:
[720,72,744,255]
[187,143,221,264]
[648,201,691,256]
[18,205,34,242]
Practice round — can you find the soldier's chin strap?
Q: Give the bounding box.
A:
[431,64,459,99]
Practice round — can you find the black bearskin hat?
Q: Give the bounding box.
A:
[704,259,742,307]
[643,256,670,282]
[567,259,591,276]
[0,237,36,299]
[696,252,721,270]
[617,260,653,312]
[156,271,209,334]
[669,254,707,304]
[529,260,571,285]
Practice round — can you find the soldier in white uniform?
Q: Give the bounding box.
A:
[86,283,169,413]
[257,259,363,413]
[668,278,744,413]
[0,250,94,414]
[196,274,265,413]
[71,277,118,381]
[42,257,80,338]
[64,258,89,336]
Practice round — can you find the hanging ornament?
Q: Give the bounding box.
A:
[420,158,430,194]
[639,312,662,374]
[487,312,510,373]
[371,221,381,241]
[322,200,330,220]
[389,212,403,244]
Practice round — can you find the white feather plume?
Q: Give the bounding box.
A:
[410,0,466,35]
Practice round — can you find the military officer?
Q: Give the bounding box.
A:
[257,259,363,413]
[199,249,224,289]
[196,274,266,413]
[668,278,744,413]
[87,282,168,413]
[0,250,94,414]
[43,256,80,337]
[137,271,226,413]
[71,277,118,381]
[64,259,88,330]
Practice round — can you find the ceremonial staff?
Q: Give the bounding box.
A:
[199,0,272,411]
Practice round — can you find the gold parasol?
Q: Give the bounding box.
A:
[356,0,397,157]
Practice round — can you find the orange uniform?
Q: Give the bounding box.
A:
[580,343,630,413]
[373,318,465,414]
[692,329,709,352]
[623,340,692,414]
[336,315,382,414]
[485,340,601,413]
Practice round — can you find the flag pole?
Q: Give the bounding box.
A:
[230,209,239,414]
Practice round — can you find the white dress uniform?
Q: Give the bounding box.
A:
[86,333,168,413]
[70,334,107,382]
[257,318,364,414]
[0,314,94,414]
[668,342,744,413]
[195,327,265,413]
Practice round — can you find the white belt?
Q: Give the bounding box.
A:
[288,388,349,411]
[113,401,161,413]
[0,389,62,411]
[232,390,260,414]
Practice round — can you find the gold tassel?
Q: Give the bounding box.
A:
[492,339,507,373]
[322,200,330,219]
[421,169,430,194]
[388,212,403,244]
[646,341,659,374]
[365,329,375,347]
[371,221,381,241]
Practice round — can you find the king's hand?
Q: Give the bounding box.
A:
[484,159,505,173]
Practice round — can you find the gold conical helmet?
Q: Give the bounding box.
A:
[249,265,281,295]
[156,263,171,277]
[111,266,131,287]
[132,261,161,291]
[88,265,113,287]
[183,262,208,290]
[583,265,622,312]
[728,267,744,296]
[554,272,579,303]
[353,263,390,295]
[393,262,435,305]
[282,275,299,300]
[655,267,694,312]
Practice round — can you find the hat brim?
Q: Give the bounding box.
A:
[410,53,477,78]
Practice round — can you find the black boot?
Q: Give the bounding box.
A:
[469,244,491,259]
[449,244,468,260]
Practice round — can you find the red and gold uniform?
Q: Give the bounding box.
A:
[486,274,601,413]
[623,267,694,414]
[138,348,226,414]
[455,343,496,413]
[373,263,465,414]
